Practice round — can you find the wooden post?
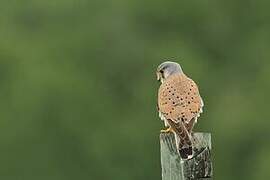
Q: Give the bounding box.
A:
[160,132,212,180]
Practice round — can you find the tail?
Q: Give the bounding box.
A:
[178,144,193,159]
[167,119,193,159]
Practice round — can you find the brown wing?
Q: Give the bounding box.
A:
[158,73,203,132]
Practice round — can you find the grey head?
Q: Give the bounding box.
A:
[156,61,183,83]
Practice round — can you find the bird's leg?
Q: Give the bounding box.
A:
[160,127,173,133]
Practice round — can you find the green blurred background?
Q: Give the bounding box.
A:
[1,0,270,179]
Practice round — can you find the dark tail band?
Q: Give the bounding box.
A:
[179,146,193,159]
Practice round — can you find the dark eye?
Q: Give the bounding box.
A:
[160,70,164,73]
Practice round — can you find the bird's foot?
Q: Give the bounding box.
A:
[160,127,173,133]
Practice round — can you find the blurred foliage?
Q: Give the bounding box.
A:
[0,0,270,180]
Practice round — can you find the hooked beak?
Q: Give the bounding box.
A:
[156,72,161,81]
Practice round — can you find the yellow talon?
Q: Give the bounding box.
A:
[160,127,173,133]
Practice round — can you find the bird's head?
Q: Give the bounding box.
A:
[156,61,183,83]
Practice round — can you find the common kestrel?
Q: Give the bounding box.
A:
[156,61,204,159]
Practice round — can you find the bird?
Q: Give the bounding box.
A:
[156,61,204,159]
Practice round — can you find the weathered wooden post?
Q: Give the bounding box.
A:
[160,132,212,180]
